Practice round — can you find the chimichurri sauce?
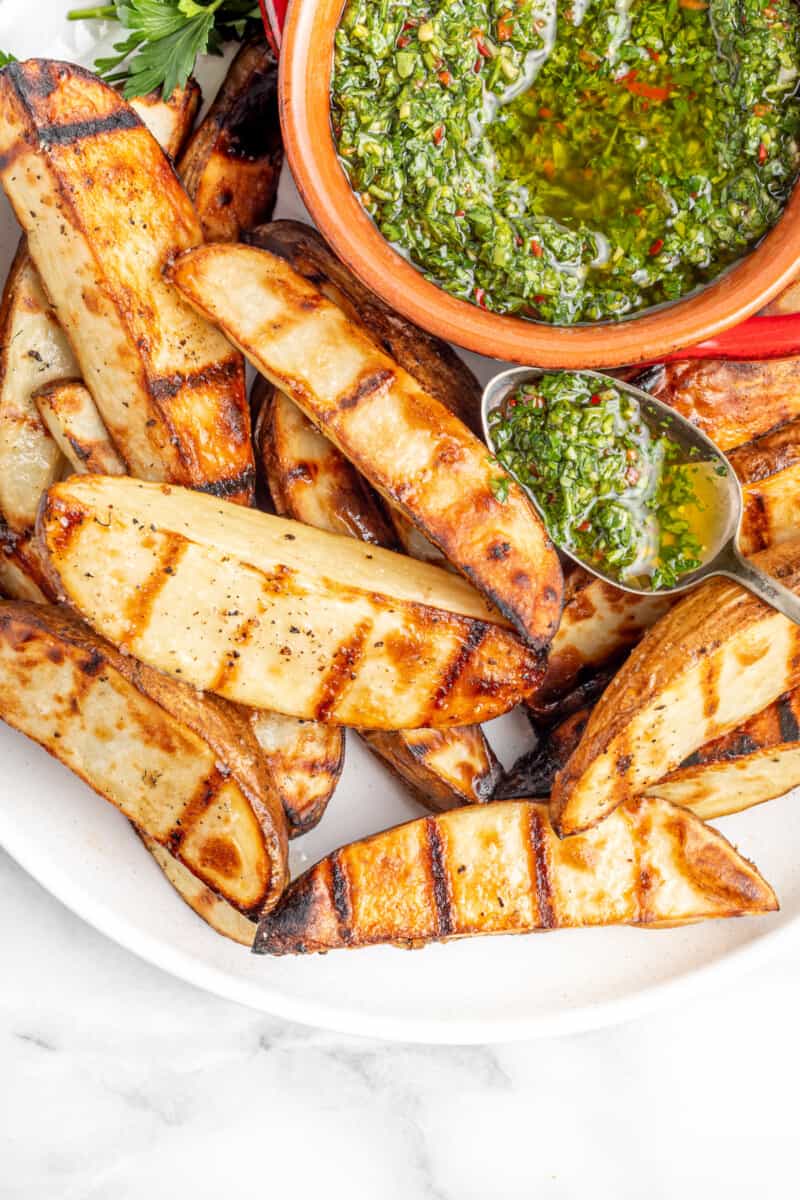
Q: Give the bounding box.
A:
[489,373,710,589]
[332,0,800,324]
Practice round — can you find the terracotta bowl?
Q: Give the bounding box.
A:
[279,0,800,368]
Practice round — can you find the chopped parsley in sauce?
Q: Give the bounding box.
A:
[489,372,711,589]
[332,0,800,323]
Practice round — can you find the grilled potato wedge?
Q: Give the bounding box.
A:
[34,381,126,477]
[253,796,777,954]
[247,220,484,434]
[138,832,256,946]
[0,241,74,533]
[167,243,563,647]
[637,358,800,451]
[496,707,592,799]
[258,386,502,808]
[0,602,287,913]
[0,524,51,602]
[130,81,201,160]
[732,422,800,556]
[256,384,394,546]
[358,726,500,811]
[40,475,542,728]
[0,60,253,500]
[529,572,671,713]
[648,689,800,820]
[178,38,282,242]
[551,540,800,835]
[249,710,345,838]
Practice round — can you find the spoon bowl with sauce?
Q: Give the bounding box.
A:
[482,367,800,622]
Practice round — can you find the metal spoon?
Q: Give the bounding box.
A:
[481,366,800,623]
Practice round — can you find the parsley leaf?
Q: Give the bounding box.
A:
[68,0,260,97]
[0,51,18,68]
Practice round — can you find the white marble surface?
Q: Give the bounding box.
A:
[3,841,800,1199]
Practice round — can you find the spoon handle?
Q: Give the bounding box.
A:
[717,545,800,626]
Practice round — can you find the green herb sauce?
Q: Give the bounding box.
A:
[332,0,800,323]
[489,372,710,588]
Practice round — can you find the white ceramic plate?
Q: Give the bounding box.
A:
[1,6,799,1043]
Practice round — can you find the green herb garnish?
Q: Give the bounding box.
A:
[489,373,706,591]
[67,0,259,98]
[332,0,800,323]
[0,51,17,68]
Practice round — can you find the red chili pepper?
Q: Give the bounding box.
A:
[433,125,444,145]
[455,208,465,217]
[577,520,592,533]
[758,141,768,164]
[396,34,410,47]
[475,36,492,57]
[649,238,664,256]
[619,70,673,102]
[438,69,453,86]
[497,11,514,40]
[646,46,660,62]
[538,106,553,118]
[590,394,602,405]
[403,18,418,29]
[473,56,483,73]
[530,239,543,257]
[534,294,546,304]
[475,287,487,307]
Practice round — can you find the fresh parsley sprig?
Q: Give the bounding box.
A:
[67,0,260,98]
[0,51,18,67]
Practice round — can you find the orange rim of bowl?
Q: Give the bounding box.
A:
[279,0,800,368]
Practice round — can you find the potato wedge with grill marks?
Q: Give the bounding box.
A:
[249,709,345,838]
[0,523,51,602]
[0,602,287,914]
[137,832,256,946]
[247,220,484,434]
[257,386,502,807]
[551,540,800,836]
[496,707,592,799]
[0,59,253,501]
[179,38,282,243]
[253,796,777,954]
[0,241,74,534]
[40,475,542,729]
[648,689,800,820]
[167,243,563,648]
[636,358,800,451]
[34,380,126,477]
[732,421,800,556]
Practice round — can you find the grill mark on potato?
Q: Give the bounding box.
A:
[428,622,487,716]
[314,621,371,722]
[122,533,187,643]
[337,368,395,412]
[329,851,353,943]
[169,766,226,853]
[701,657,721,722]
[667,810,765,909]
[630,801,655,923]
[38,109,142,147]
[777,692,800,743]
[742,492,770,553]
[194,466,257,500]
[148,357,242,402]
[527,806,556,929]
[425,816,454,936]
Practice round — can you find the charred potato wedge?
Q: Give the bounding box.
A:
[0,602,288,914]
[254,796,777,954]
[0,523,51,602]
[496,707,592,799]
[648,689,800,820]
[40,475,542,729]
[636,358,800,451]
[138,832,256,946]
[732,421,800,556]
[179,38,282,243]
[0,241,74,533]
[130,81,201,160]
[257,385,502,809]
[247,220,483,434]
[551,540,800,836]
[0,60,253,500]
[34,381,126,477]
[255,384,394,547]
[167,243,563,647]
[249,709,345,838]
